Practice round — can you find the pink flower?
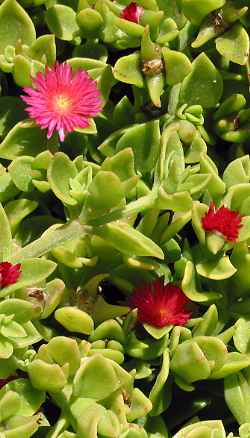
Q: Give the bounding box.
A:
[202,203,242,242]
[21,63,102,142]
[120,2,144,23]
[129,279,192,328]
[0,262,21,288]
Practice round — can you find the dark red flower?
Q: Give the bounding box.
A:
[0,262,21,288]
[202,203,242,242]
[120,2,144,23]
[129,279,192,328]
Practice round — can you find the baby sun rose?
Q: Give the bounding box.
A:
[21,63,102,142]
[130,279,192,328]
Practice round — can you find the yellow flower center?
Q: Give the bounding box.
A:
[54,94,71,115]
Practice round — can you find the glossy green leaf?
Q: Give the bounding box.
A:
[182,260,222,302]
[113,53,144,88]
[45,5,79,41]
[182,0,226,25]
[196,256,237,280]
[95,221,164,259]
[55,307,94,335]
[0,121,49,160]
[73,355,120,400]
[87,171,125,211]
[0,203,12,261]
[216,24,249,66]
[162,48,192,85]
[0,0,36,54]
[29,34,56,65]
[180,53,223,109]
[225,372,250,424]
[48,152,77,206]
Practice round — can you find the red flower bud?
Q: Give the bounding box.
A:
[120,2,144,24]
[202,203,242,242]
[0,262,21,288]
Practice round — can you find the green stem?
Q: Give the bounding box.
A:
[11,221,90,262]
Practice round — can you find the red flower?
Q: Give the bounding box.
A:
[120,2,144,23]
[129,280,192,328]
[202,203,242,242]
[0,262,21,288]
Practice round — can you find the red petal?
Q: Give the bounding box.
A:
[202,203,242,242]
[120,2,144,23]
[130,279,192,328]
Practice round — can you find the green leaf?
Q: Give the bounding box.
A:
[0,0,36,54]
[45,5,79,41]
[196,256,237,280]
[76,8,104,38]
[0,298,40,322]
[225,372,250,425]
[180,53,223,109]
[95,221,164,259]
[182,260,222,302]
[144,324,172,340]
[223,156,250,189]
[211,352,250,379]
[162,48,192,85]
[113,53,144,88]
[0,391,21,423]
[0,97,26,137]
[172,421,226,438]
[8,156,35,192]
[0,120,50,160]
[216,24,250,66]
[0,335,13,359]
[29,34,56,66]
[116,120,161,175]
[234,319,250,354]
[5,199,38,235]
[149,350,170,416]
[55,307,94,335]
[11,220,85,261]
[0,320,26,338]
[0,202,12,261]
[87,171,125,211]
[73,355,120,400]
[0,258,56,297]
[48,152,78,206]
[182,0,226,25]
[47,337,80,376]
[0,378,45,416]
[28,359,67,392]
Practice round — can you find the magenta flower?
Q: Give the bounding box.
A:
[21,63,102,142]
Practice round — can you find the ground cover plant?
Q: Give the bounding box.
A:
[1,0,250,436]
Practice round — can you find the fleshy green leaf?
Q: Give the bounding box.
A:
[180,53,223,109]
[0,0,36,54]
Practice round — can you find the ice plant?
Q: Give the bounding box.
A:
[120,2,144,23]
[202,203,242,242]
[129,279,192,328]
[21,63,102,142]
[0,262,21,288]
